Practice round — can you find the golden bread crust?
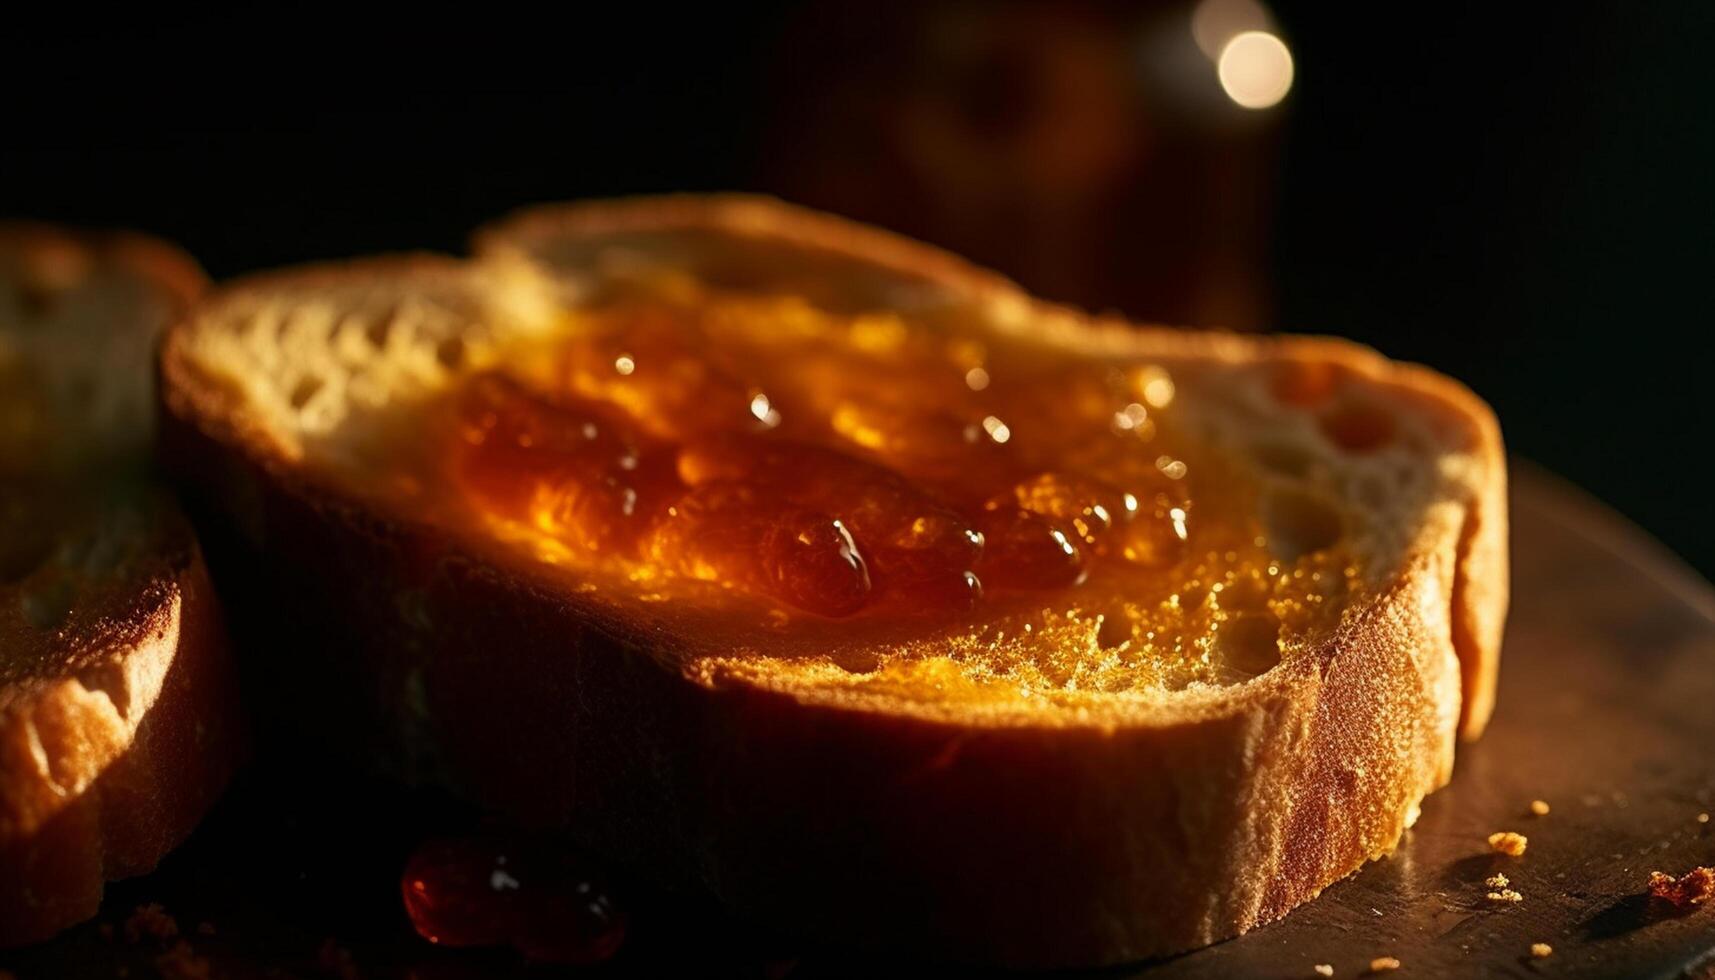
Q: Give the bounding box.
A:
[159,196,1506,965]
[0,530,242,946]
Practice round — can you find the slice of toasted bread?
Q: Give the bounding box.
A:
[158,196,1505,967]
[0,228,243,947]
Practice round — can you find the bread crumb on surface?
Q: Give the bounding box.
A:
[1312,965,1334,977]
[1648,866,1715,908]
[1488,831,1528,856]
[1487,888,1524,903]
[1485,873,1510,889]
[154,940,211,980]
[1531,942,1553,958]
[1366,956,1401,973]
[124,903,179,943]
[1529,799,1550,816]
[1698,812,1709,824]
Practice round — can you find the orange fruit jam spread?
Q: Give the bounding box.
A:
[419,275,1357,698]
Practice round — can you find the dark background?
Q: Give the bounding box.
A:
[4,3,1711,577]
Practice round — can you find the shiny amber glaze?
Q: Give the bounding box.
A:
[434,281,1356,692]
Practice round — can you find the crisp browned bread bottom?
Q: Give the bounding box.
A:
[0,535,243,947]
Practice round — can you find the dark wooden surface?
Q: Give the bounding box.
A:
[5,465,1715,979]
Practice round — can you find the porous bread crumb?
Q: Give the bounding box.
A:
[1488,831,1528,856]
[1485,872,1510,888]
[1529,799,1550,816]
[1647,866,1715,908]
[1531,942,1553,958]
[1314,966,1334,978]
[1366,956,1401,973]
[154,941,211,980]
[1486,888,1524,903]
[124,903,179,943]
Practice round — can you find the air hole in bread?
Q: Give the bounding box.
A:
[1216,573,1271,613]
[833,650,882,674]
[1271,361,1341,408]
[436,337,467,371]
[1097,612,1132,650]
[1262,489,1343,560]
[1251,441,1314,478]
[365,309,395,348]
[1320,402,1395,454]
[1213,611,1282,678]
[1355,474,1392,512]
[289,376,325,410]
[1160,670,1194,692]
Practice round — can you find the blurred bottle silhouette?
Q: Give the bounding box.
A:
[758,1,1290,331]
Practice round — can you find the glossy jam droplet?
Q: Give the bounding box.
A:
[400,838,513,948]
[649,482,872,617]
[453,374,680,553]
[1009,472,1127,546]
[679,437,983,611]
[972,508,1085,590]
[401,837,625,965]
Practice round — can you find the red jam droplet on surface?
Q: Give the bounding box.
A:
[400,836,626,966]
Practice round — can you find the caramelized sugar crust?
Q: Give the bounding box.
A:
[424,278,1362,700]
